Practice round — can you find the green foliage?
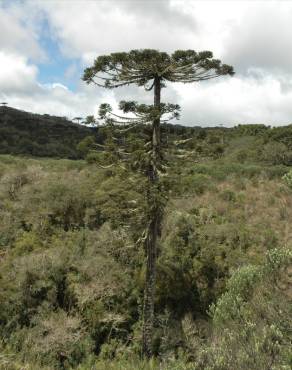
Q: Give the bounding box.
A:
[83,49,234,89]
[233,124,269,136]
[85,151,102,164]
[264,124,292,149]
[1,114,292,368]
[76,136,96,158]
[190,162,288,181]
[10,311,93,369]
[201,248,292,370]
[282,169,292,187]
[260,141,292,165]
[176,173,214,195]
[0,106,99,158]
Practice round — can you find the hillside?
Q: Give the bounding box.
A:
[0,106,99,158]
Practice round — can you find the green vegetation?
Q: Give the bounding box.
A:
[0,122,291,368]
[0,106,99,158]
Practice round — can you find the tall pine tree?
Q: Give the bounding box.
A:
[83,49,234,357]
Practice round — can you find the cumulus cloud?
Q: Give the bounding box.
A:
[35,0,198,61]
[175,73,292,126]
[0,52,39,94]
[222,2,292,75]
[2,80,114,120]
[0,2,45,60]
[116,0,196,31]
[1,0,292,126]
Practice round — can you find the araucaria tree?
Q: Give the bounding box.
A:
[83,49,234,357]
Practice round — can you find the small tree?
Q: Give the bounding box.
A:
[84,115,97,126]
[73,117,83,124]
[83,49,234,357]
[0,102,8,107]
[76,136,96,158]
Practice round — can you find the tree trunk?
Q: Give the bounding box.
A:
[142,76,161,357]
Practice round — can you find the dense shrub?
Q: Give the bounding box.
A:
[0,139,292,369]
[197,248,292,370]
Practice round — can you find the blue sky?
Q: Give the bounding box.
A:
[37,17,84,91]
[1,0,292,126]
[38,22,71,86]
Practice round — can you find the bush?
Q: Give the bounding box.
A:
[198,248,292,370]
[76,136,96,158]
[11,311,93,369]
[261,141,292,165]
[85,151,102,164]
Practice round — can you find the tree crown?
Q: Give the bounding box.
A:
[83,49,234,89]
[98,101,180,126]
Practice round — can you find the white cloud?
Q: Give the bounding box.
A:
[35,0,198,60]
[42,83,69,91]
[1,0,292,126]
[222,2,292,75]
[0,2,45,60]
[174,73,292,126]
[2,78,116,120]
[0,52,39,94]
